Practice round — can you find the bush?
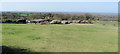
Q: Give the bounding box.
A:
[88,19,92,23]
[16,19,26,24]
[2,19,14,23]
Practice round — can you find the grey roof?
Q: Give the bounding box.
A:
[31,19,44,21]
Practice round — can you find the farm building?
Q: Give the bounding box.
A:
[61,20,70,24]
[40,21,49,25]
[81,21,89,24]
[30,19,44,24]
[50,20,61,24]
[68,20,72,23]
[72,20,81,23]
[26,19,91,24]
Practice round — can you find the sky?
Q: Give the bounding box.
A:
[1,0,119,2]
[1,2,118,13]
[1,0,119,13]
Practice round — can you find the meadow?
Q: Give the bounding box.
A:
[2,21,118,52]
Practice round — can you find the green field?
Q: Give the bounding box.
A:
[2,21,118,52]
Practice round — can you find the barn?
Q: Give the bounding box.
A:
[30,19,44,24]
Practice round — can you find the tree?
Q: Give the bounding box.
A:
[85,13,93,20]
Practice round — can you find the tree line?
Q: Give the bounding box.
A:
[1,12,118,23]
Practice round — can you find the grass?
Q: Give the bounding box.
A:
[2,21,118,52]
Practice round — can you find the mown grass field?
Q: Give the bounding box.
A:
[2,21,118,52]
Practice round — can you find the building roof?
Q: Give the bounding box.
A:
[31,19,44,21]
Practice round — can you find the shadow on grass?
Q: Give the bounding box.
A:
[2,46,30,54]
[1,46,53,54]
[1,46,118,54]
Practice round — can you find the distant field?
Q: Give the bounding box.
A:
[2,21,118,52]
